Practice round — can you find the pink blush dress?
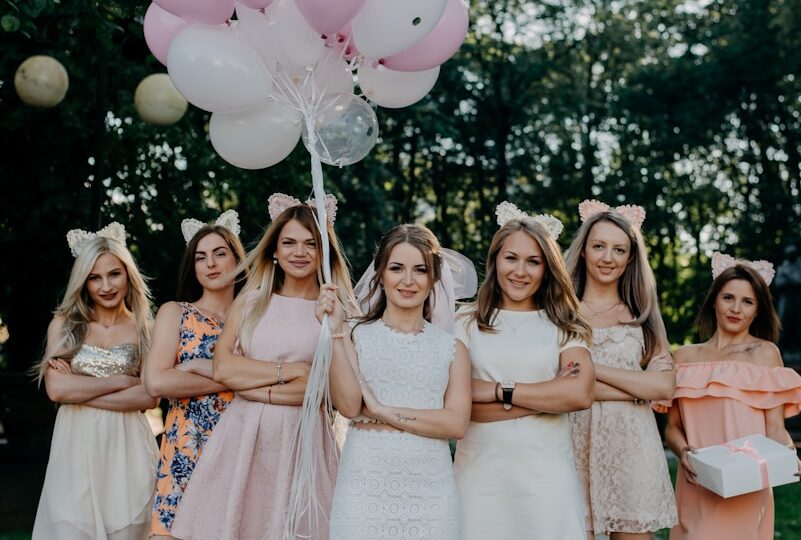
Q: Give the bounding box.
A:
[656,361,801,540]
[170,294,338,540]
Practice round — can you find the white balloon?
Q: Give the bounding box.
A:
[310,51,354,96]
[358,63,439,108]
[352,0,448,59]
[210,102,302,169]
[168,23,272,113]
[235,3,280,68]
[237,0,324,72]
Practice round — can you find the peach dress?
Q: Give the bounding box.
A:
[656,360,801,540]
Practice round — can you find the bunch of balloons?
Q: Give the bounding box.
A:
[144,0,469,170]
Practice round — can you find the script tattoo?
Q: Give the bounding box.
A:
[395,412,417,423]
[731,343,762,355]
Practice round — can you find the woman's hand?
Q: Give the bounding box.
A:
[359,379,387,421]
[680,446,698,484]
[48,358,72,374]
[315,284,345,328]
[176,359,213,378]
[556,361,581,379]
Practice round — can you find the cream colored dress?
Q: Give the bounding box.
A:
[454,309,589,540]
[33,344,159,540]
[569,325,677,534]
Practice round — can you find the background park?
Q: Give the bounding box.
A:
[0,0,800,538]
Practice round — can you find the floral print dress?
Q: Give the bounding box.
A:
[151,302,234,536]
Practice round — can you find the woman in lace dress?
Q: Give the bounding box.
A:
[319,224,471,540]
[564,200,677,539]
[33,227,159,540]
[453,202,595,540]
[663,255,801,540]
[145,215,245,538]
[170,194,358,540]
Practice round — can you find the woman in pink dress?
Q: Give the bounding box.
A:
[565,200,677,539]
[170,194,358,540]
[663,253,801,540]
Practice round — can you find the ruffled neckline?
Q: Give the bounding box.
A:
[591,324,642,345]
[653,361,801,417]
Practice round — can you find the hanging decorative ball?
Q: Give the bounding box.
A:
[134,73,188,126]
[14,55,69,108]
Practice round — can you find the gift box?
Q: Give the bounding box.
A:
[687,434,799,498]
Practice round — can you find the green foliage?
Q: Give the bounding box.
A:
[1,0,800,371]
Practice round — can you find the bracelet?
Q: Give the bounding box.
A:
[266,387,272,404]
[494,382,502,402]
[332,331,345,339]
[276,360,285,385]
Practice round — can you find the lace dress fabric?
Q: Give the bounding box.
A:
[569,325,677,534]
[33,344,159,540]
[150,303,234,535]
[329,320,459,540]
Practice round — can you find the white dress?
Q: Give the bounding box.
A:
[32,344,159,540]
[453,309,588,540]
[329,320,460,540]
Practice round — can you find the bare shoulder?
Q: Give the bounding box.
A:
[47,315,66,335]
[155,301,183,320]
[749,340,783,368]
[673,343,705,365]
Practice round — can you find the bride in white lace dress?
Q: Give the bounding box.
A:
[316,224,472,540]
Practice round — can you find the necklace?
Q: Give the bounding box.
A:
[582,300,621,318]
[497,311,535,334]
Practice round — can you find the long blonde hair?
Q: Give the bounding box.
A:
[238,204,358,349]
[468,219,591,346]
[34,236,153,381]
[564,212,668,362]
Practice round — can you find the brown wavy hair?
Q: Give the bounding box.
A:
[466,219,591,346]
[696,264,780,342]
[355,224,442,329]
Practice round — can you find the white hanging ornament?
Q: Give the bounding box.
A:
[14,55,69,108]
[134,73,188,126]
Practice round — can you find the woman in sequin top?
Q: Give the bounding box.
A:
[32,234,160,540]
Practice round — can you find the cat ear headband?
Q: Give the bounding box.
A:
[578,199,646,229]
[711,252,775,285]
[66,222,126,258]
[267,193,338,225]
[181,209,241,245]
[495,201,563,240]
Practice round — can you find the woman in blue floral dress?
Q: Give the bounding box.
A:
[143,216,245,538]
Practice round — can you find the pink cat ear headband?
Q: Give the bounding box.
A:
[711,252,775,285]
[267,193,338,225]
[578,199,646,230]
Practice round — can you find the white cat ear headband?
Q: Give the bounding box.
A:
[66,222,126,257]
[578,199,646,230]
[181,209,241,245]
[267,193,338,225]
[495,201,564,240]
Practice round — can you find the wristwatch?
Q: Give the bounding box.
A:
[501,380,516,411]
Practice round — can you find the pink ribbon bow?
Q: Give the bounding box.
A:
[723,440,769,490]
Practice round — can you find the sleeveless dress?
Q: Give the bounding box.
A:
[329,320,460,540]
[655,360,801,540]
[170,294,338,540]
[569,325,677,533]
[453,309,588,540]
[150,303,234,535]
[32,344,160,540]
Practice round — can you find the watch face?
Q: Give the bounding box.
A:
[501,379,515,389]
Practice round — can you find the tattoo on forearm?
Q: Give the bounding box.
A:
[732,343,762,355]
[395,412,416,423]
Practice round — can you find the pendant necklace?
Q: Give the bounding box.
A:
[498,311,535,334]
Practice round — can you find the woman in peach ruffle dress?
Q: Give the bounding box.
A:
[662,254,801,540]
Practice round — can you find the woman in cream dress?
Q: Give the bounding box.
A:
[454,203,595,540]
[33,226,159,540]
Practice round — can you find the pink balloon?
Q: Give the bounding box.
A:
[296,0,366,35]
[144,3,189,66]
[238,0,274,8]
[154,0,235,25]
[380,0,468,72]
[324,22,360,61]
